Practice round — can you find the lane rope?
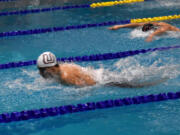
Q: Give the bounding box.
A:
[0,0,151,17]
[0,0,15,2]
[0,20,130,38]
[90,0,144,8]
[0,90,180,123]
[0,45,180,70]
[131,14,180,23]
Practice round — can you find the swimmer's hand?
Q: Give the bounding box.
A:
[108,25,122,30]
[146,36,153,42]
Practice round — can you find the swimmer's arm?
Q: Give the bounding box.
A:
[108,23,145,30]
[146,26,169,42]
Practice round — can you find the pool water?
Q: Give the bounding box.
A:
[0,0,180,134]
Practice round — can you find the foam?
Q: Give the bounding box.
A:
[5,70,61,91]
[4,67,96,95]
[127,0,180,11]
[87,54,180,87]
[158,0,180,7]
[130,27,154,38]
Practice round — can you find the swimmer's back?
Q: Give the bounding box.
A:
[60,63,96,86]
[155,22,180,31]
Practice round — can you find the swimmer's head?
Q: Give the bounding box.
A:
[142,23,154,32]
[37,52,59,79]
[37,52,57,68]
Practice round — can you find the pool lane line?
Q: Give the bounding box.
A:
[0,91,180,123]
[90,0,145,8]
[0,4,90,17]
[0,0,16,2]
[0,20,130,38]
[0,0,150,17]
[0,45,180,70]
[131,14,180,23]
[0,14,179,38]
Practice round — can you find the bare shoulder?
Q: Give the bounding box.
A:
[60,63,82,74]
[60,63,77,69]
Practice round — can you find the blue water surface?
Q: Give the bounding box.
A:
[0,0,180,134]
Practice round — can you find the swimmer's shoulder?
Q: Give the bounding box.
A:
[60,63,82,72]
[60,63,76,67]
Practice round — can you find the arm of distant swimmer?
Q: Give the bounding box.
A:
[146,26,169,42]
[108,23,146,30]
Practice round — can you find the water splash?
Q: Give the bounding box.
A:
[89,54,180,88]
[4,70,61,91]
[130,27,154,38]
[130,27,180,40]
[158,0,180,7]
[127,0,180,11]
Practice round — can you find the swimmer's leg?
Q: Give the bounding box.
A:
[105,77,168,88]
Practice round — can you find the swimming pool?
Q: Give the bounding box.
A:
[0,0,180,134]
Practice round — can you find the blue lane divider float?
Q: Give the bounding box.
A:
[0,20,130,38]
[0,45,180,70]
[0,0,152,17]
[0,91,180,123]
[0,4,90,17]
[0,0,15,2]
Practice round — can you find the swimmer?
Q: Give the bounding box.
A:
[108,22,180,42]
[37,52,96,86]
[37,52,167,87]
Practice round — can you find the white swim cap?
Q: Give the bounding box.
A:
[37,52,57,68]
